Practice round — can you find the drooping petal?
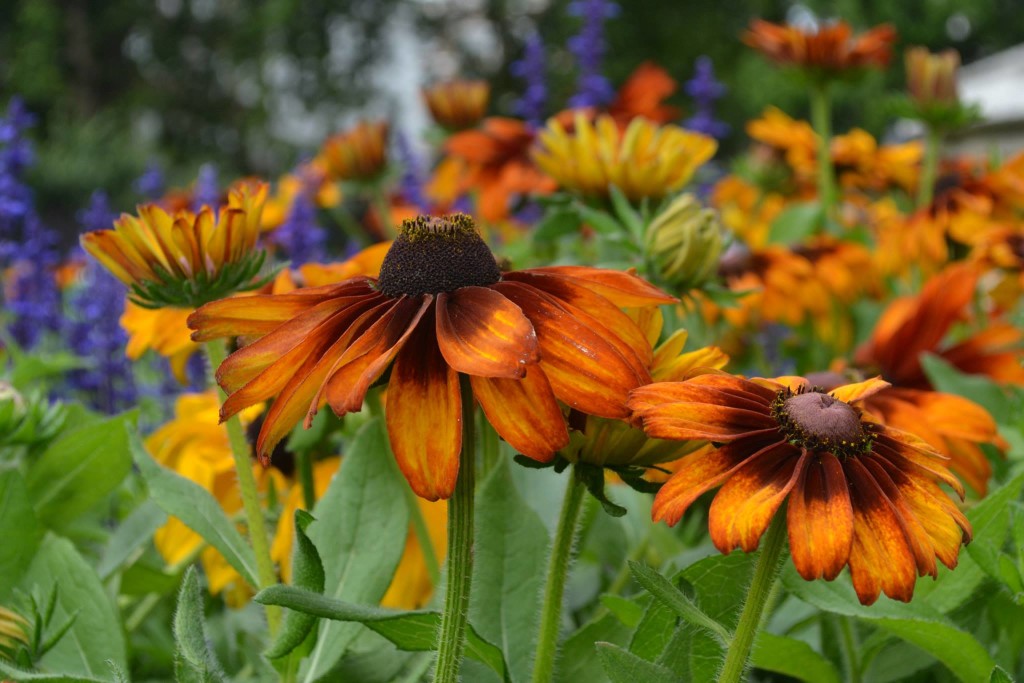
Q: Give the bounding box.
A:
[471,368,568,462]
[829,376,891,403]
[709,448,804,553]
[787,453,854,581]
[651,432,785,525]
[435,286,537,378]
[321,296,433,416]
[493,281,645,419]
[859,456,938,578]
[386,318,462,501]
[872,433,965,500]
[844,458,918,604]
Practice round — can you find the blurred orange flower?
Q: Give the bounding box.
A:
[743,19,896,75]
[423,80,490,131]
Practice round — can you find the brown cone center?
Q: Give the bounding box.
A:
[377,213,501,297]
[779,391,866,454]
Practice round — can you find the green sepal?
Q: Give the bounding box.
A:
[576,463,627,517]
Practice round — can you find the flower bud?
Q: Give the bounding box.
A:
[423,80,490,131]
[645,193,723,291]
[905,46,960,108]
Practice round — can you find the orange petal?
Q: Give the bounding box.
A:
[829,376,891,404]
[787,453,854,581]
[189,279,375,341]
[471,368,568,462]
[252,299,397,459]
[493,281,645,419]
[321,296,433,416]
[859,456,937,578]
[629,380,770,415]
[521,266,676,306]
[709,449,804,553]
[872,433,965,499]
[651,433,785,525]
[435,286,537,379]
[386,319,462,501]
[632,397,777,442]
[844,458,918,604]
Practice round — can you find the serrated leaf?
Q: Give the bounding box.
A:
[469,460,549,683]
[130,430,259,588]
[751,632,841,683]
[300,418,410,681]
[596,642,678,683]
[255,585,508,680]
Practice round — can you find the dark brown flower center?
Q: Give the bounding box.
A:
[377,213,502,297]
[772,389,869,457]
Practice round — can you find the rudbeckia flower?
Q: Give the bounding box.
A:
[533,112,716,201]
[120,302,201,384]
[630,374,971,604]
[743,19,896,77]
[606,62,681,125]
[321,121,389,182]
[189,214,674,500]
[423,80,490,131]
[81,181,269,308]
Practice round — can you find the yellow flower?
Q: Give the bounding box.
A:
[81,180,269,308]
[120,302,201,384]
[381,498,448,609]
[533,112,716,200]
[149,392,283,605]
[261,161,342,232]
[273,458,341,584]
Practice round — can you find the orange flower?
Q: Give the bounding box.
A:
[743,19,897,76]
[856,263,1024,388]
[189,214,674,500]
[905,47,960,108]
[433,118,556,222]
[321,121,389,182]
[746,107,818,180]
[831,129,922,193]
[261,161,341,232]
[630,374,971,604]
[607,62,681,125]
[423,80,490,131]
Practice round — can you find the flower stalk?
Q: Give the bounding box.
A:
[718,512,788,683]
[916,126,942,210]
[433,375,477,683]
[204,340,281,634]
[810,83,836,222]
[530,467,587,683]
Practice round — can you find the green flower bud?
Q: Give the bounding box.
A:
[645,193,723,292]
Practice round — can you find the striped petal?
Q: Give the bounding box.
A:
[709,449,805,553]
[435,286,537,379]
[787,453,854,581]
[471,368,568,462]
[386,318,462,501]
[522,266,677,306]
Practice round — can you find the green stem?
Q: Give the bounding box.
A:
[327,203,371,248]
[530,468,587,683]
[296,450,316,511]
[916,126,942,210]
[433,376,477,683]
[718,513,788,683]
[838,616,862,683]
[810,83,836,224]
[204,341,281,635]
[370,184,398,239]
[479,414,500,479]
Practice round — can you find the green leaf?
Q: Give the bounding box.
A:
[469,459,549,683]
[767,201,823,244]
[751,632,841,683]
[989,665,1014,682]
[301,418,410,681]
[573,201,626,237]
[96,500,167,580]
[21,535,127,677]
[533,210,581,241]
[629,561,731,644]
[554,612,633,683]
[266,510,326,659]
[784,571,996,682]
[173,566,225,683]
[596,642,678,683]
[0,468,43,598]
[607,185,645,240]
[255,585,508,680]
[599,595,645,628]
[26,412,135,529]
[129,429,259,588]
[966,470,1024,583]
[0,661,111,683]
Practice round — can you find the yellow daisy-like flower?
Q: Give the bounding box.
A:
[81,180,269,308]
[533,112,716,200]
[261,161,342,232]
[120,303,201,384]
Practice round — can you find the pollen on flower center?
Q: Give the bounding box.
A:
[773,389,869,456]
[377,213,502,297]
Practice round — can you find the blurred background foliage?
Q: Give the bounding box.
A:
[3,0,1023,241]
